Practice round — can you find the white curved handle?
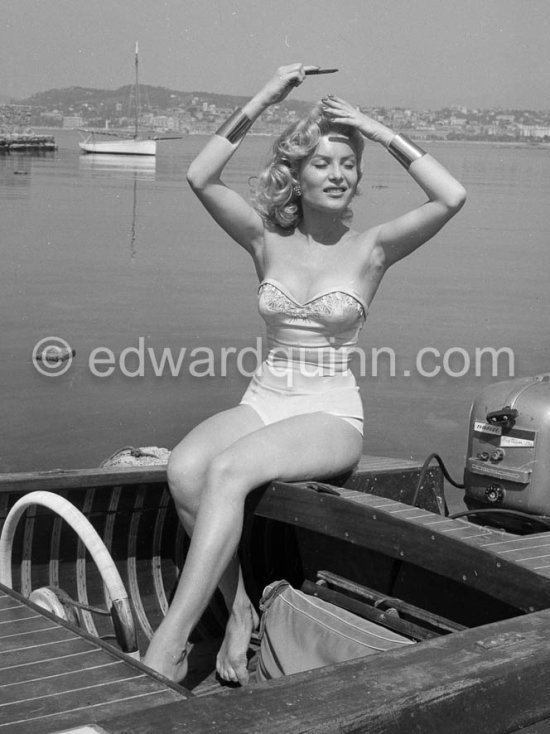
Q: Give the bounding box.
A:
[0,490,137,653]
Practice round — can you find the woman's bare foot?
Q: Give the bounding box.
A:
[142,643,190,684]
[216,602,259,685]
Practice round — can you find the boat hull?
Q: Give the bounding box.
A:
[79,138,157,156]
[3,457,550,732]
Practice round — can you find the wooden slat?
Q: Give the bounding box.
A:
[2,647,108,684]
[127,486,154,639]
[315,570,465,634]
[0,623,74,654]
[48,510,63,589]
[0,584,189,733]
[301,581,433,641]
[0,636,92,668]
[152,487,171,616]
[75,487,99,636]
[317,487,550,573]
[0,466,168,494]
[3,687,181,734]
[0,603,41,624]
[0,613,60,637]
[3,658,137,704]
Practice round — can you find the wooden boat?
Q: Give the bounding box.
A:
[79,43,157,157]
[2,451,550,733]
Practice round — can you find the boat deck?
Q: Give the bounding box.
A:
[250,479,550,613]
[0,582,189,733]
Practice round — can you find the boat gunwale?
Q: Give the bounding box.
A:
[0,454,437,494]
[0,466,168,494]
[98,603,550,734]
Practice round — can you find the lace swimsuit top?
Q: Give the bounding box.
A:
[258,278,368,373]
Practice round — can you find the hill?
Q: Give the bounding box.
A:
[14,84,313,116]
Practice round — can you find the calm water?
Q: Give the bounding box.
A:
[2,130,549,509]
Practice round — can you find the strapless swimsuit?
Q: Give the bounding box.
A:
[239,278,367,435]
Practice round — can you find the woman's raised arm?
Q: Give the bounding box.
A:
[374,151,467,267]
[187,64,316,255]
[321,96,467,269]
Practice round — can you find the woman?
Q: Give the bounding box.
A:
[143,63,466,685]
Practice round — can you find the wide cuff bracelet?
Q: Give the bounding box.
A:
[215,108,253,144]
[387,134,426,169]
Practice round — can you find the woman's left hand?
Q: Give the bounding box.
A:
[321,96,394,146]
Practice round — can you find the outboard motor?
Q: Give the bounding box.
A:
[464,374,550,532]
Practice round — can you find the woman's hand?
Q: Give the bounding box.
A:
[255,64,319,107]
[321,95,394,146]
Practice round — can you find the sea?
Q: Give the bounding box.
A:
[2,129,549,511]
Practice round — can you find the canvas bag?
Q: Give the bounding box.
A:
[256,580,415,681]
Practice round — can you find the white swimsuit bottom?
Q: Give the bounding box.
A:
[240,357,364,436]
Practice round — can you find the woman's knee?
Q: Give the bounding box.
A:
[167,446,209,508]
[204,451,255,500]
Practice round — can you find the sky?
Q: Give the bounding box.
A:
[1,0,550,110]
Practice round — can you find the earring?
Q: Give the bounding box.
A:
[293,184,302,197]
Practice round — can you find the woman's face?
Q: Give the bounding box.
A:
[298,134,360,214]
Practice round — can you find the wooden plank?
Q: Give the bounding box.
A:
[0,595,19,610]
[511,720,550,733]
[247,482,550,612]
[315,570,465,633]
[3,658,136,703]
[0,622,71,652]
[98,606,550,734]
[0,466,168,495]
[0,583,190,733]
[301,581,434,641]
[0,637,92,669]
[2,688,182,734]
[349,494,550,579]
[329,455,443,512]
[0,602,42,624]
[1,647,109,685]
[1,671,178,720]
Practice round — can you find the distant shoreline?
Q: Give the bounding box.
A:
[35,126,550,149]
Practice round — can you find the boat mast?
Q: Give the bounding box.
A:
[134,41,139,139]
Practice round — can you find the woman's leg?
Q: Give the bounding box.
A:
[143,411,362,682]
[166,404,264,684]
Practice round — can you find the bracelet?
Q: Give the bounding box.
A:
[215,108,253,144]
[387,134,426,169]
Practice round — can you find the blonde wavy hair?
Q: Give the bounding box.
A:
[251,103,364,230]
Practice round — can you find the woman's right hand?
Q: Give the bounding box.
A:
[256,64,318,107]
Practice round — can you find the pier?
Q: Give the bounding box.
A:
[1,103,57,152]
[0,133,57,152]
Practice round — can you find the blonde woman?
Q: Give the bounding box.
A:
[143,63,466,685]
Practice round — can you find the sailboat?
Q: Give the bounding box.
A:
[79,43,157,156]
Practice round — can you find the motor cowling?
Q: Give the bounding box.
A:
[464,374,550,519]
